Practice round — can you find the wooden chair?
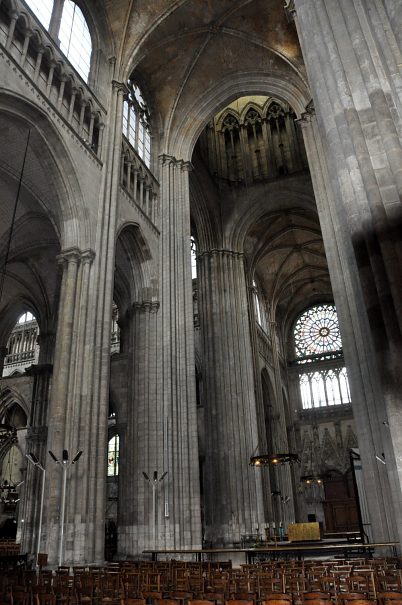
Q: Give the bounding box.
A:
[35,593,57,605]
[377,592,402,605]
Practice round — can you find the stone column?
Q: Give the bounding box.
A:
[197,249,265,545]
[118,301,159,556]
[268,318,296,529]
[157,155,202,549]
[297,100,399,543]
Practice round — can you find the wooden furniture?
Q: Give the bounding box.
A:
[287,523,322,543]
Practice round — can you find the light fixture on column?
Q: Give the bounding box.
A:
[26,452,46,566]
[49,449,83,566]
[143,470,168,550]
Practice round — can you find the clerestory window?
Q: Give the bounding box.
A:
[107,435,119,477]
[123,81,151,168]
[25,0,92,81]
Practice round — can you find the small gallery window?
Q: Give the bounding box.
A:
[107,435,119,477]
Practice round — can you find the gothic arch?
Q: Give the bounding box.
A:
[0,91,90,249]
[114,223,157,315]
[167,72,310,161]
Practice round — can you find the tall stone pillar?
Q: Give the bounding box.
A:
[45,249,98,565]
[197,249,265,545]
[157,155,202,549]
[268,318,295,529]
[21,361,53,555]
[291,0,402,542]
[118,301,160,556]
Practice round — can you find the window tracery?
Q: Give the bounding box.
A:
[198,96,306,185]
[123,81,151,168]
[294,303,342,360]
[293,304,350,409]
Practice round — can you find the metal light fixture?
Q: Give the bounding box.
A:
[143,470,168,549]
[0,424,17,443]
[250,452,300,466]
[49,449,83,566]
[26,452,46,565]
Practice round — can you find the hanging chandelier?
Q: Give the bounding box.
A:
[250,452,300,466]
[0,424,17,443]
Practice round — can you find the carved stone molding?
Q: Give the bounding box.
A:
[197,248,244,261]
[159,154,193,171]
[57,247,96,266]
[131,301,160,315]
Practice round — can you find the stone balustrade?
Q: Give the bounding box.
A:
[0,0,105,159]
[121,136,160,228]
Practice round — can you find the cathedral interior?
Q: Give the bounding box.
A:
[0,0,401,565]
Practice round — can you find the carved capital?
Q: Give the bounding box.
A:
[81,249,95,265]
[112,80,129,97]
[197,248,244,261]
[296,100,315,129]
[159,153,177,166]
[57,247,81,266]
[131,301,160,315]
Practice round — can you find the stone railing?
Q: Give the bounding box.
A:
[121,137,160,228]
[5,349,35,365]
[256,323,273,365]
[0,0,105,159]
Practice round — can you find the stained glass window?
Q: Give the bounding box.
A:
[107,435,119,477]
[294,304,341,359]
[294,304,350,409]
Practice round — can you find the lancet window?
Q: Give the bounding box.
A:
[197,96,307,186]
[221,113,242,182]
[293,304,351,409]
[25,0,92,81]
[123,81,151,168]
[107,435,119,477]
[252,279,268,333]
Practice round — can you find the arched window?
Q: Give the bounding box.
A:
[59,1,92,81]
[294,303,341,360]
[293,304,350,409]
[252,280,268,332]
[123,82,151,168]
[107,435,119,477]
[191,236,197,279]
[25,1,92,82]
[26,0,53,29]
